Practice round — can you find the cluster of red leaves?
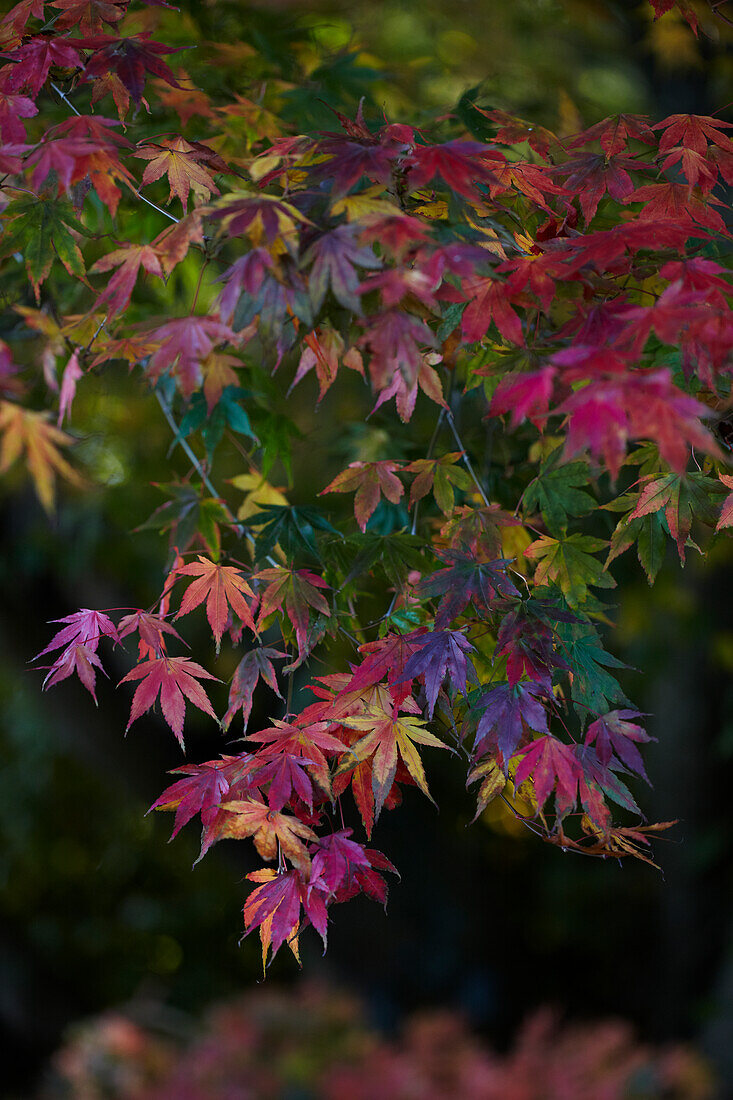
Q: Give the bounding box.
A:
[4,0,731,968]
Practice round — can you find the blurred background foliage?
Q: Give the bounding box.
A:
[1,0,733,1094]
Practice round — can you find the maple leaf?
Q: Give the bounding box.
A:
[117,609,184,660]
[289,327,363,401]
[494,599,573,687]
[246,503,338,563]
[50,0,125,34]
[556,368,717,478]
[310,829,370,896]
[321,460,405,532]
[395,630,475,717]
[585,709,654,781]
[207,192,309,249]
[605,496,667,586]
[471,681,549,764]
[339,705,448,817]
[566,113,655,156]
[153,72,216,126]
[488,367,556,429]
[552,151,643,223]
[312,138,401,198]
[345,633,427,695]
[144,317,238,397]
[461,276,525,345]
[0,400,83,512]
[133,137,222,211]
[418,548,519,628]
[716,473,733,531]
[467,757,508,820]
[255,567,330,663]
[404,452,472,515]
[653,112,732,155]
[303,225,380,314]
[242,868,327,970]
[523,455,595,535]
[515,735,582,812]
[218,797,317,873]
[33,608,119,702]
[148,757,236,840]
[359,309,440,416]
[0,197,87,300]
[0,90,37,142]
[407,140,495,200]
[555,619,631,715]
[221,646,286,733]
[3,35,82,96]
[173,555,258,652]
[629,471,721,561]
[71,32,185,106]
[524,534,614,606]
[247,717,345,802]
[575,744,641,817]
[253,750,324,813]
[625,181,726,234]
[26,134,136,216]
[90,244,164,317]
[56,348,83,427]
[120,656,220,747]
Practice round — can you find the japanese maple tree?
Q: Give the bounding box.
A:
[1,0,731,970]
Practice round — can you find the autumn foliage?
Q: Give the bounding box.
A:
[1,0,731,970]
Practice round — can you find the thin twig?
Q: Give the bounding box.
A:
[51,82,80,116]
[445,408,490,507]
[132,189,179,224]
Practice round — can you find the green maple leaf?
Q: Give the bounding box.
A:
[556,620,631,715]
[523,454,595,534]
[629,472,722,562]
[525,533,615,607]
[0,197,88,299]
[606,508,667,585]
[247,503,340,561]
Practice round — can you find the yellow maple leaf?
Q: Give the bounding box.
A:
[0,401,84,512]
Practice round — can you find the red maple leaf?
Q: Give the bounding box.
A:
[144,316,238,396]
[120,655,220,746]
[407,140,495,200]
[0,90,36,142]
[585,709,653,781]
[51,0,126,34]
[71,32,186,105]
[148,756,238,839]
[514,735,582,811]
[552,151,644,223]
[321,460,405,532]
[304,225,380,314]
[221,646,286,733]
[461,276,525,345]
[118,609,185,660]
[4,35,82,96]
[566,114,655,156]
[34,608,119,702]
[653,113,733,155]
[90,244,164,317]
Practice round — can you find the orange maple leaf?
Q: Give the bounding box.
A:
[133,136,221,211]
[173,555,258,652]
[0,400,83,512]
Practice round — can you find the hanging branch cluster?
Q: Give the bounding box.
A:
[1,0,732,969]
